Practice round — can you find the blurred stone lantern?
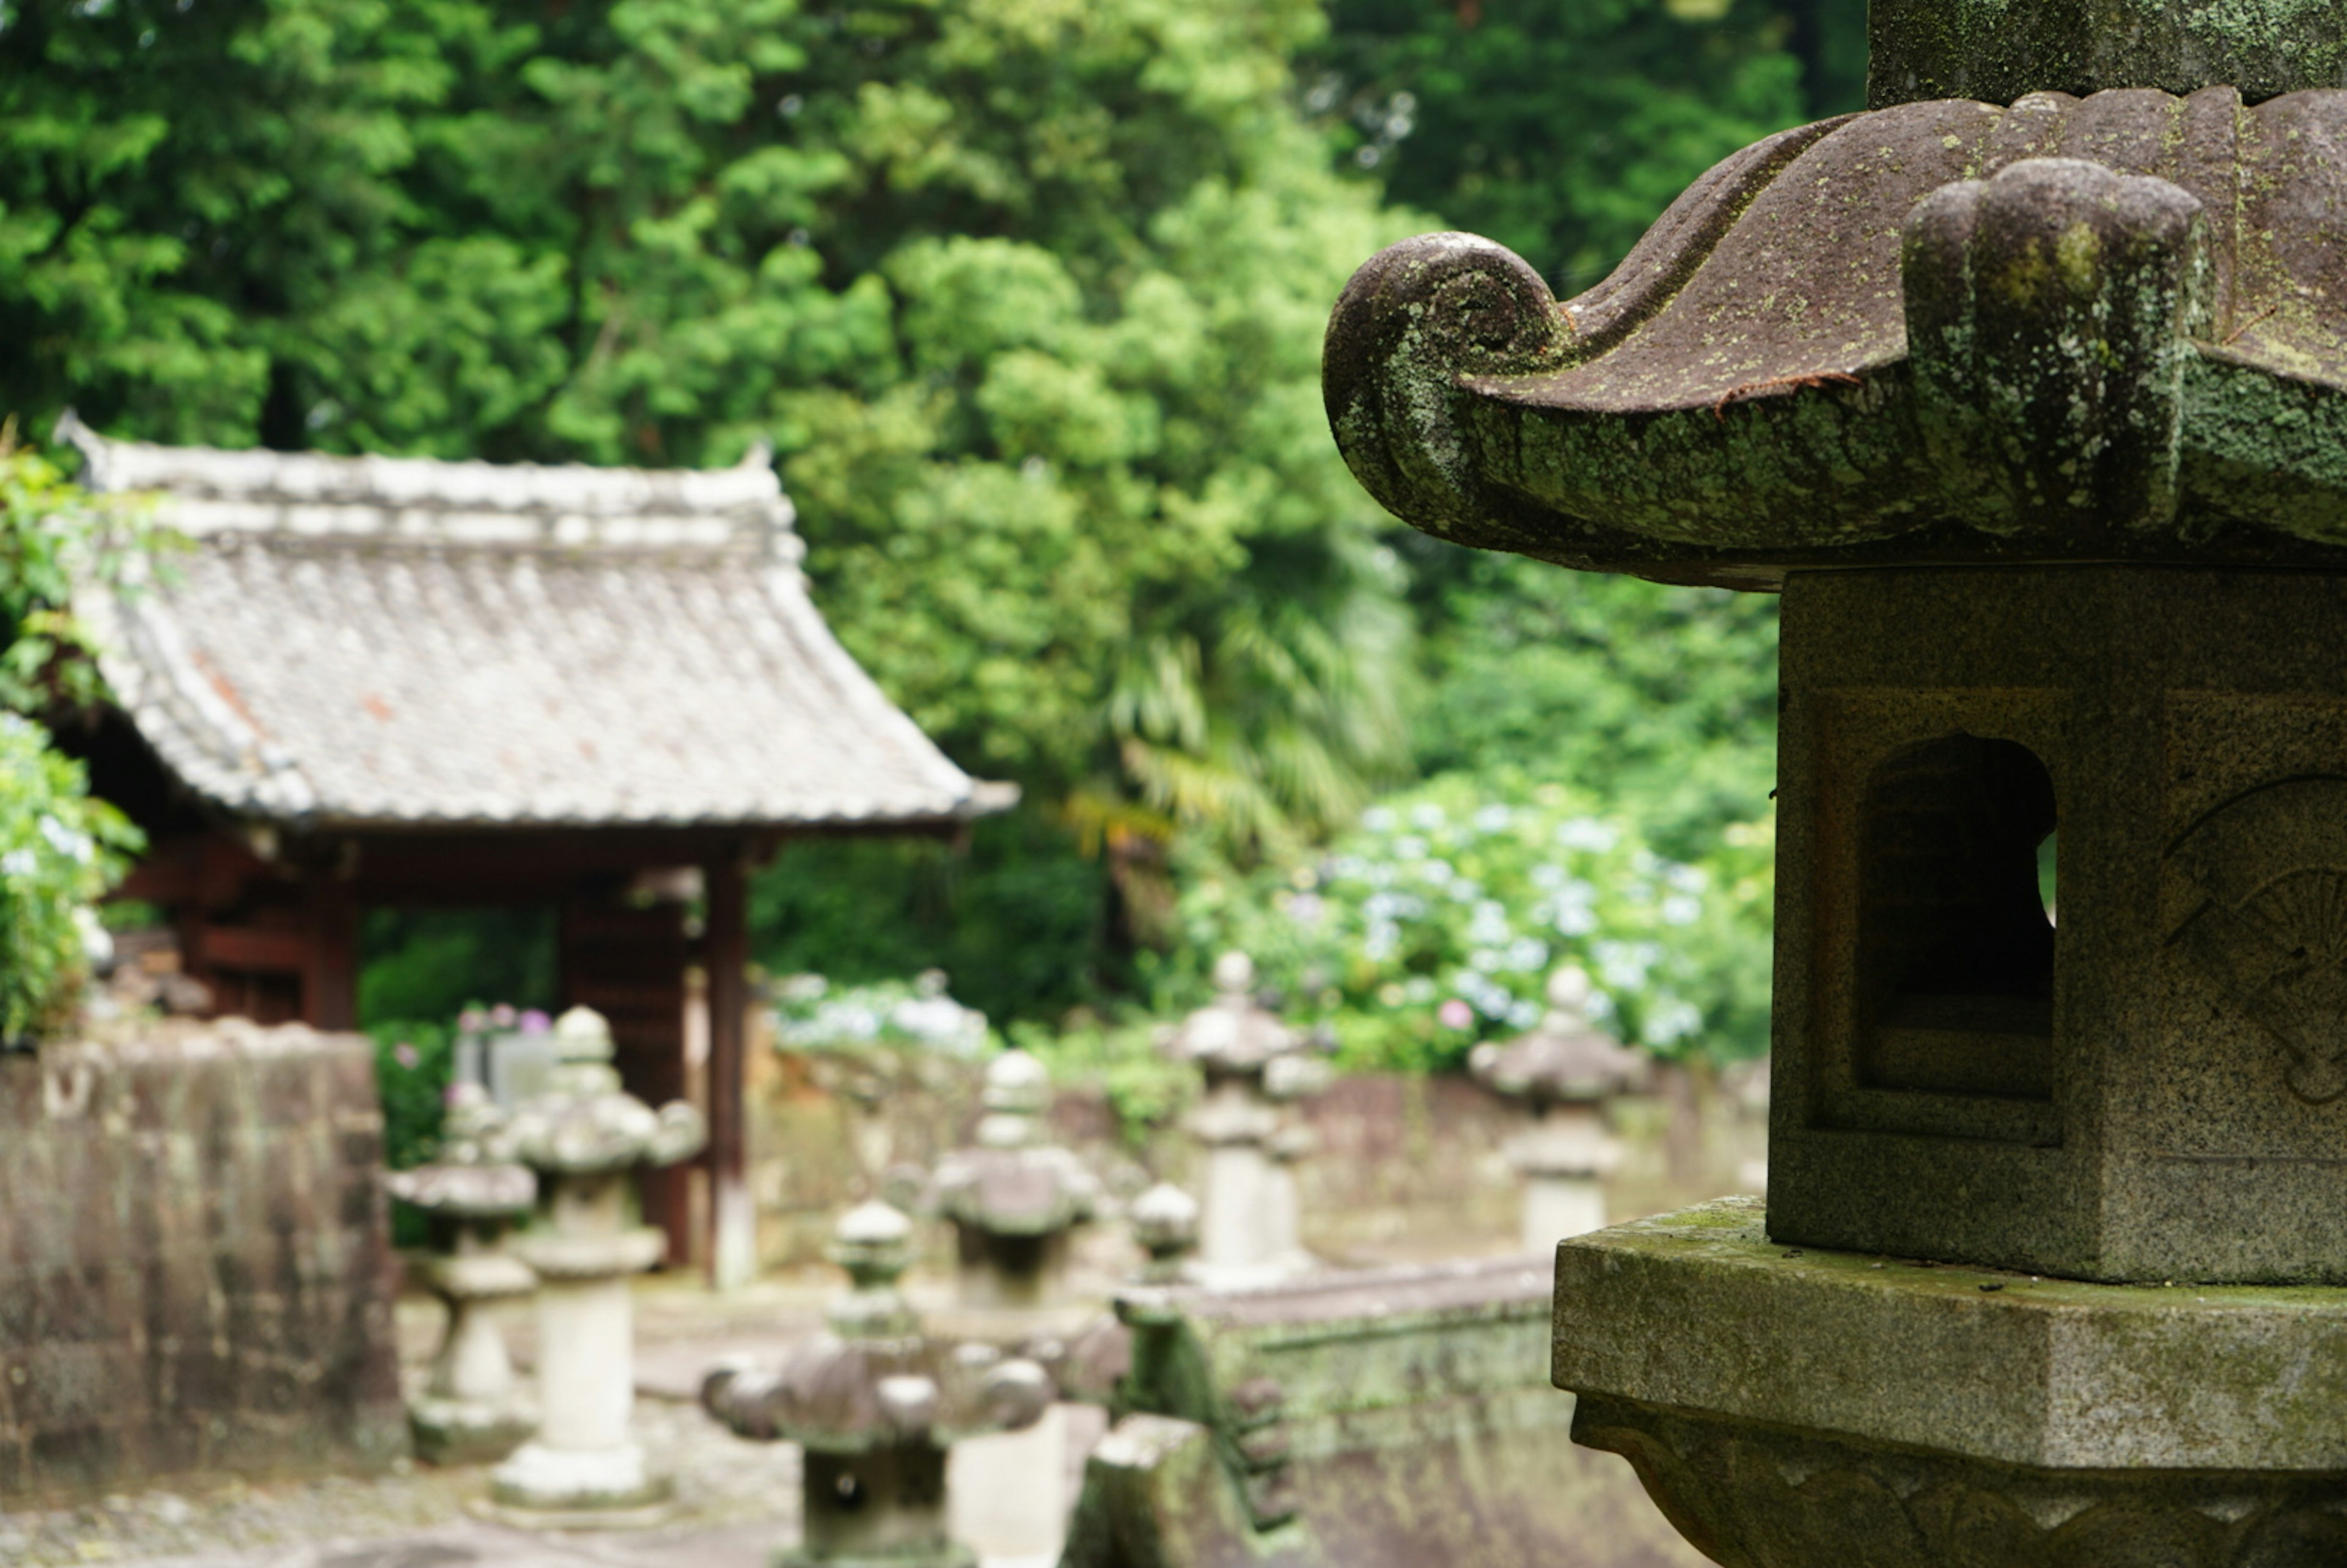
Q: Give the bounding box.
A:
[929,1049,1101,1311]
[383,1083,538,1465]
[1163,953,1327,1282]
[1470,966,1644,1252]
[703,1200,1052,1568]
[1328,0,2347,1553]
[489,1005,706,1524]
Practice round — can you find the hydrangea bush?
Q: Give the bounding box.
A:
[1169,770,1773,1073]
[771,969,994,1057]
[0,714,139,1044]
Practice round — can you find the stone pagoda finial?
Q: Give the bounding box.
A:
[1165,953,1301,1080]
[488,1005,707,1525]
[1471,967,1644,1251]
[1868,0,2347,108]
[927,1050,1101,1311]
[704,1201,1052,1568]
[383,1083,538,1465]
[1471,967,1645,1113]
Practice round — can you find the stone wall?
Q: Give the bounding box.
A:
[0,1021,408,1503]
[744,1042,1766,1274]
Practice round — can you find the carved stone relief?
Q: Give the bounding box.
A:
[2167,777,2347,1105]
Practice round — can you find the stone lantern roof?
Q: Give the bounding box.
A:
[504,1006,707,1176]
[930,1050,1100,1239]
[383,1085,537,1225]
[1469,967,1644,1111]
[702,1201,1051,1454]
[1326,84,2347,590]
[1163,953,1304,1080]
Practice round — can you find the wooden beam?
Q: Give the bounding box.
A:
[703,841,754,1290]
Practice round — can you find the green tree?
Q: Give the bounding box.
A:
[1310,0,1865,290]
[3,0,1427,1014]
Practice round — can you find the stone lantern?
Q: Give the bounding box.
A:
[1328,1,2347,1555]
[703,1200,1052,1568]
[488,1005,705,1525]
[1163,953,1325,1282]
[384,1083,539,1465]
[1470,966,1644,1252]
[929,1049,1101,1310]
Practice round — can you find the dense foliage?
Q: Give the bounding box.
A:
[1308,0,1865,291]
[3,0,1869,1058]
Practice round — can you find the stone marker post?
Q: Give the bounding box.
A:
[489,1006,705,1525]
[703,1200,1052,1568]
[383,1083,538,1465]
[1163,953,1324,1283]
[928,1048,1101,1311]
[1328,1,2347,1556]
[1470,966,1644,1253]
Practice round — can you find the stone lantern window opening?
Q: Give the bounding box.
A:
[1856,731,2059,1101]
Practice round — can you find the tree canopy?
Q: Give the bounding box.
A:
[2,0,1866,1044]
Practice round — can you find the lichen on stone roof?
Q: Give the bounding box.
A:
[1326,86,2347,589]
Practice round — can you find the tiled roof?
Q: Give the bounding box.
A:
[60,415,1013,830]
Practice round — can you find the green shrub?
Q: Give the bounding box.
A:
[366,1017,457,1173]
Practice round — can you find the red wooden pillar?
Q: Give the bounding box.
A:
[703,844,754,1289]
[304,877,359,1031]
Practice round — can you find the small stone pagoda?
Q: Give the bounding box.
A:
[1328,0,2347,1556]
[1126,1181,1203,1287]
[702,1200,1052,1568]
[928,1049,1101,1310]
[1470,966,1645,1252]
[490,1006,705,1524]
[381,1083,538,1465]
[1162,953,1326,1283]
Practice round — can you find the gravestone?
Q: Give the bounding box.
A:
[1326,2,2347,1559]
[488,1006,705,1525]
[1162,954,1326,1283]
[1471,966,1644,1252]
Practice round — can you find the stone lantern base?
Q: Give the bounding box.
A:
[407,1252,538,1467]
[486,1440,672,1530]
[1554,1200,2347,1567]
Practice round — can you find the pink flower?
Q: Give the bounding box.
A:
[519,1008,552,1034]
[458,1008,487,1033]
[392,1041,421,1071]
[490,1003,518,1028]
[1438,998,1474,1031]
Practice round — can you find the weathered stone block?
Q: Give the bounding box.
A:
[0,1024,406,1503]
[1063,1256,1704,1567]
[1769,565,2347,1283]
[1555,1201,2347,1567]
